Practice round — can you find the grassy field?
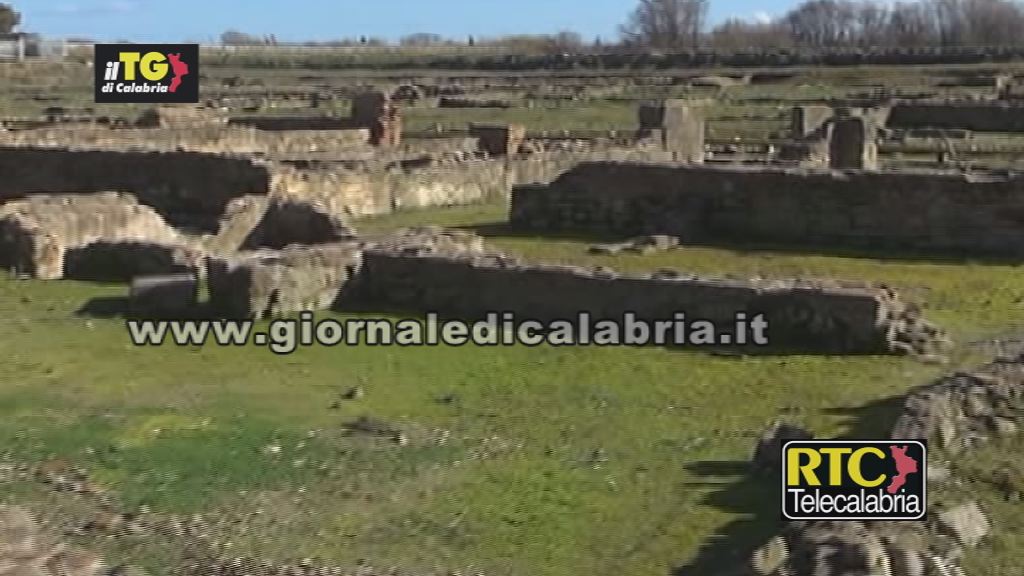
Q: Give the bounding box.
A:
[2,202,1022,575]
[2,55,1024,573]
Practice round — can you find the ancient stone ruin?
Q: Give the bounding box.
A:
[0,193,194,280]
[747,351,1024,576]
[636,99,705,163]
[470,123,527,156]
[511,161,1024,258]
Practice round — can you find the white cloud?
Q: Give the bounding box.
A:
[751,11,773,24]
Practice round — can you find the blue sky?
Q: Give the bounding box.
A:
[17,0,798,43]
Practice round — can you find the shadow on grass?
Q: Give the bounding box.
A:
[75,297,217,320]
[825,394,908,440]
[456,222,1021,266]
[674,461,781,576]
[671,395,911,575]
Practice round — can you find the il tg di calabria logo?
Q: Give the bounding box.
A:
[94,44,199,104]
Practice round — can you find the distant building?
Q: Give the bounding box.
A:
[0,33,66,61]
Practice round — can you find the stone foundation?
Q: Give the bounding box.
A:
[0,193,187,279]
[207,243,363,319]
[892,355,1024,451]
[64,240,204,281]
[888,100,1024,132]
[351,246,947,355]
[511,161,1024,258]
[0,146,273,231]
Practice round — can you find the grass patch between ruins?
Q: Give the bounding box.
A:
[1,203,1022,575]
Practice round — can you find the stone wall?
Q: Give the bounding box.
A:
[510,161,1024,258]
[207,243,363,319]
[636,99,705,163]
[0,192,188,279]
[351,248,944,355]
[271,149,674,221]
[0,146,273,230]
[135,106,228,129]
[891,354,1024,451]
[227,115,355,131]
[888,100,1024,132]
[0,126,374,156]
[790,105,832,138]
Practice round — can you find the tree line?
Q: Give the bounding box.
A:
[710,0,1024,50]
[221,0,1024,53]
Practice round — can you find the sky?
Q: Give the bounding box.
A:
[15,0,798,43]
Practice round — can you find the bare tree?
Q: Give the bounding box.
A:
[710,18,791,50]
[221,30,264,45]
[620,0,709,50]
[0,3,20,34]
[400,33,446,47]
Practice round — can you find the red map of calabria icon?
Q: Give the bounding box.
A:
[167,53,189,93]
[886,445,919,494]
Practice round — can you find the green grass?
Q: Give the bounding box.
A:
[1,203,1022,575]
[2,58,1024,573]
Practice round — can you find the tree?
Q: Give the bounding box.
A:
[400,33,445,46]
[620,0,709,50]
[220,30,264,45]
[0,3,21,34]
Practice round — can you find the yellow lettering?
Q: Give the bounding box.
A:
[140,52,168,81]
[849,447,886,487]
[118,52,141,80]
[819,447,853,485]
[786,448,822,486]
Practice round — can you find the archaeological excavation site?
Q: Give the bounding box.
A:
[2,2,1024,576]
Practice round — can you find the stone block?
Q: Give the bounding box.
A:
[791,105,833,138]
[470,123,526,156]
[129,273,199,318]
[0,193,183,280]
[830,116,878,170]
[64,241,204,282]
[207,243,362,319]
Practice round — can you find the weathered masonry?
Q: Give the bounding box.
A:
[510,162,1024,258]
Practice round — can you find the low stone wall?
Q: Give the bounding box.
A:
[0,193,187,279]
[0,126,374,156]
[510,161,1024,258]
[351,248,947,355]
[888,100,1024,132]
[227,115,356,131]
[892,355,1024,451]
[0,146,273,230]
[207,243,363,319]
[242,197,357,249]
[64,240,203,282]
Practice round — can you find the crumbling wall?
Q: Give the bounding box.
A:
[0,126,374,156]
[511,162,1024,258]
[829,115,878,170]
[888,100,1024,132]
[0,146,273,230]
[242,197,358,249]
[790,105,832,138]
[207,243,363,319]
[470,123,526,156]
[0,192,189,279]
[636,99,705,163]
[350,92,402,147]
[227,116,354,131]
[892,355,1024,451]
[135,106,228,128]
[352,248,946,355]
[63,240,203,281]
